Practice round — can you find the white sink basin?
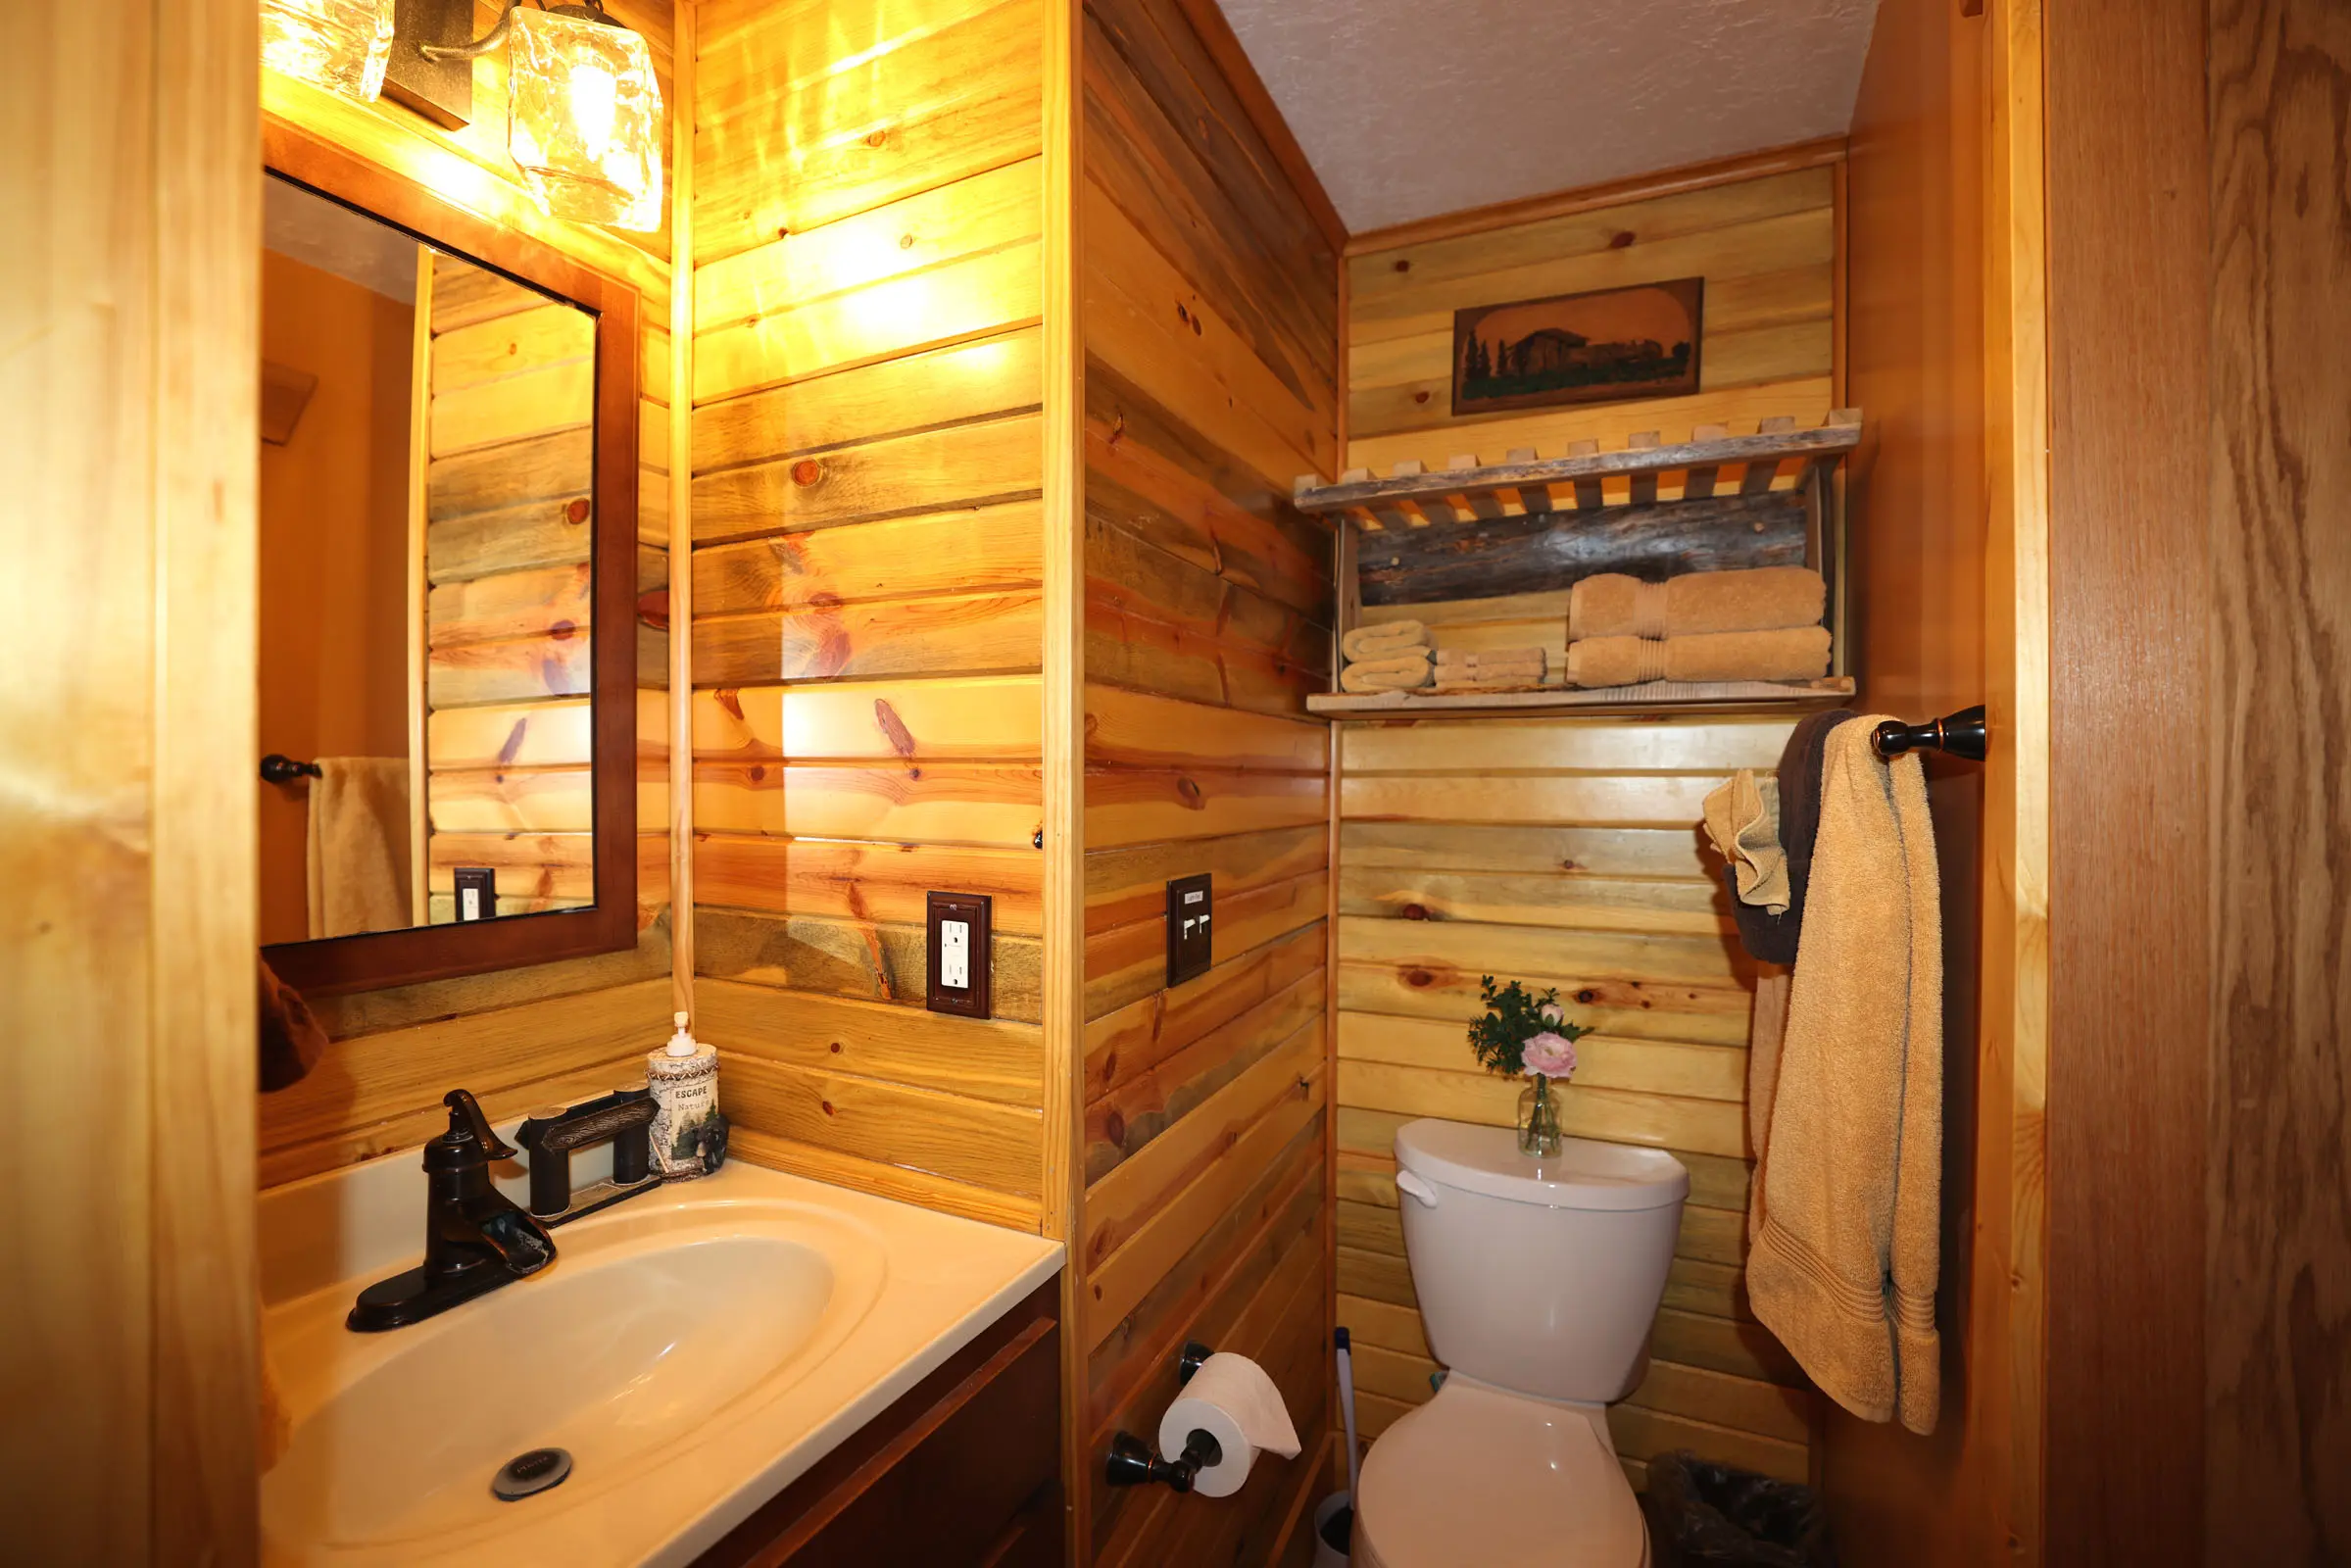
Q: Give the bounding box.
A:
[260,1158,1060,1566]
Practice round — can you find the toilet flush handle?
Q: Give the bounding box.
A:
[1395,1169,1442,1208]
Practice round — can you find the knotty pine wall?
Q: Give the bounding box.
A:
[1333,163,1845,1489]
[1075,1,1340,1561]
[423,255,599,922]
[683,0,1053,1228]
[257,0,679,1189]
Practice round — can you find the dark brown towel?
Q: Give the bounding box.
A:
[259,956,327,1092]
[1725,709,1847,963]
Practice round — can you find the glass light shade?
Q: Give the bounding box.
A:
[259,0,396,102]
[508,8,665,233]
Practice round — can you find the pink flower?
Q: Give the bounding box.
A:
[1540,1001,1564,1025]
[1521,1031,1579,1079]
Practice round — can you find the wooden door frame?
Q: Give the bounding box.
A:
[2040,0,2213,1561]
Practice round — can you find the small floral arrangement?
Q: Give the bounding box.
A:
[1467,976,1591,1080]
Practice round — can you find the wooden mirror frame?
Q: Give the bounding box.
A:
[260,120,640,995]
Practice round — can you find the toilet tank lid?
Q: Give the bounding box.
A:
[1395,1120,1690,1210]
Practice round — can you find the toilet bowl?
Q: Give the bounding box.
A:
[1351,1119,1689,1568]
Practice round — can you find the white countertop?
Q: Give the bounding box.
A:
[260,1151,1061,1566]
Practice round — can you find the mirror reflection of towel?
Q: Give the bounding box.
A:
[306,757,411,939]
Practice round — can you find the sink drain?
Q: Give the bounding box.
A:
[491,1446,573,1501]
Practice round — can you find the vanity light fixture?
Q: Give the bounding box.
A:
[259,0,397,103]
[422,0,665,232]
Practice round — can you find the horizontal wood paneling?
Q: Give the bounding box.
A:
[1332,161,1844,1486]
[689,0,1046,1226]
[1334,706,1813,1482]
[693,0,1044,265]
[1077,0,1339,1555]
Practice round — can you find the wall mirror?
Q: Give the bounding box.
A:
[259,124,639,995]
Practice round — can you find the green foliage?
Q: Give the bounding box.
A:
[1466,975,1592,1077]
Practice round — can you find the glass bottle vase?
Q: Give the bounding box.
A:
[1517,1074,1563,1157]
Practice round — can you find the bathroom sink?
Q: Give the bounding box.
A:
[259,1159,1060,1566]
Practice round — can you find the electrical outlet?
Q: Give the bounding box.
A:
[925,892,993,1018]
[1166,873,1212,987]
[454,866,496,922]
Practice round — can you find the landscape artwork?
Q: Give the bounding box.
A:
[1451,276,1704,416]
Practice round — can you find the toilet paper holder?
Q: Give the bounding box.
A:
[1104,1341,1219,1491]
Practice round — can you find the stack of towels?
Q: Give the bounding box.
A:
[1561,565,1832,688]
[1433,647,1547,692]
[1339,619,1433,693]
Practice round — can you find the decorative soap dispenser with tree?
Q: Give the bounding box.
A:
[647,1010,727,1178]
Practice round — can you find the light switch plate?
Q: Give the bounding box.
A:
[1165,873,1212,987]
[925,892,993,1018]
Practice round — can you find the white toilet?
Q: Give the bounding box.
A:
[1352,1118,1690,1568]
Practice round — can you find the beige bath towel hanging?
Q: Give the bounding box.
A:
[306,757,412,939]
[1744,716,1942,1434]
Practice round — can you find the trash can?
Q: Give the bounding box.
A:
[1641,1451,1835,1568]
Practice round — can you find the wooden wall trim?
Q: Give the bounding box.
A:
[1344,134,1849,257]
[1042,0,1093,1554]
[151,0,263,1548]
[2043,0,2210,1558]
[1163,0,1347,252]
[668,0,697,1019]
[1983,1,2050,1557]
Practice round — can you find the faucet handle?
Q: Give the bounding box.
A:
[443,1089,517,1161]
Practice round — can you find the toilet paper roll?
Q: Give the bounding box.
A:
[1157,1351,1301,1499]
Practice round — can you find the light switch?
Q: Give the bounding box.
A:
[925,892,993,1019]
[1165,873,1213,987]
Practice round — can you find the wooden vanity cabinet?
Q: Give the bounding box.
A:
[692,1280,1063,1567]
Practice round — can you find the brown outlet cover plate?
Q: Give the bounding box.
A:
[925,891,993,1019]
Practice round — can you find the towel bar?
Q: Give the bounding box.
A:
[1872,706,1987,761]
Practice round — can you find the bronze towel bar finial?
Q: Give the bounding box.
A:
[259,753,323,784]
[1872,706,1987,761]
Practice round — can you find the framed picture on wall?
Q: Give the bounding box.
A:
[1451,276,1704,416]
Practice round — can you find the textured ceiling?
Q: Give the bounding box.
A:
[1217,0,1882,234]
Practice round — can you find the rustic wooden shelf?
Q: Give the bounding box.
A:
[1295,411,1862,531]
[1306,677,1856,718]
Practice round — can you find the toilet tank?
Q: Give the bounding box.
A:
[1394,1119,1689,1404]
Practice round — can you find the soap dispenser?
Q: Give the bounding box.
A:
[647,1010,724,1179]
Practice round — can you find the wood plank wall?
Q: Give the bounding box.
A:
[1334,168,1844,1489]
[683,0,1053,1231]
[258,0,680,1190]
[2201,1,2351,1555]
[423,255,600,921]
[1074,0,1341,1559]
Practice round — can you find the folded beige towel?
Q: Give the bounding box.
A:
[1342,667,1435,693]
[1746,717,1941,1435]
[1435,647,1545,670]
[307,757,412,939]
[1342,620,1430,662]
[1431,680,1548,694]
[1568,566,1826,641]
[1702,770,1789,913]
[1341,649,1436,693]
[1564,626,1832,688]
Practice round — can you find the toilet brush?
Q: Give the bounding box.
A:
[1337,1328,1361,1507]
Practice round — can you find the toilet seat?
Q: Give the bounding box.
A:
[1353,1377,1647,1568]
